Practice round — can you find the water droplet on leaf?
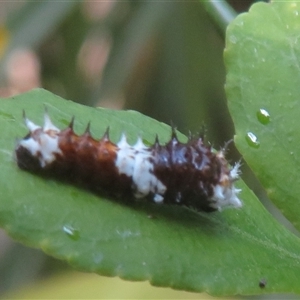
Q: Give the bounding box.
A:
[63,225,80,241]
[257,109,270,125]
[246,132,260,148]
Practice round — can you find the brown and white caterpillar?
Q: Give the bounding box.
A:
[15,112,242,212]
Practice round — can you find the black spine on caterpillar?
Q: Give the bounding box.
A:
[15,113,242,212]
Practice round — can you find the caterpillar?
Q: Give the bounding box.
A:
[15,112,242,212]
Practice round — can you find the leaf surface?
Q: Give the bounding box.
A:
[1,89,300,295]
[225,1,300,230]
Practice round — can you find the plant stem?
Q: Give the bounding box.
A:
[200,0,237,38]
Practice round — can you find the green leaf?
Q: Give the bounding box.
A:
[224,1,300,230]
[2,89,300,295]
